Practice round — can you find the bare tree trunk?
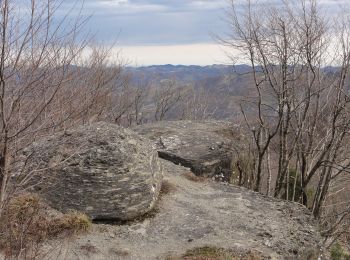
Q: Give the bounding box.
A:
[266,142,272,196]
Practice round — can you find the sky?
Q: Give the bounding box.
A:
[61,0,229,65]
[59,0,348,66]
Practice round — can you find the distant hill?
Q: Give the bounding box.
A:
[124,64,256,120]
[124,64,345,121]
[125,64,253,84]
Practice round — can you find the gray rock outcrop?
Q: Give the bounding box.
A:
[46,159,321,259]
[17,122,163,221]
[133,120,239,181]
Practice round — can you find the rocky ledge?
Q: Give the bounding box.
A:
[45,159,321,259]
[12,121,321,259]
[133,120,240,181]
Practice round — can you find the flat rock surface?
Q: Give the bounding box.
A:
[133,121,240,180]
[45,159,321,260]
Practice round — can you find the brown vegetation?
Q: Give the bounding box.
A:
[160,179,177,196]
[182,171,207,183]
[0,194,91,258]
[167,246,265,260]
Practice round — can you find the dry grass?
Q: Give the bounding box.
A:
[160,179,177,196]
[182,246,234,260]
[167,246,265,260]
[108,247,130,257]
[0,194,91,258]
[182,172,207,183]
[49,211,91,237]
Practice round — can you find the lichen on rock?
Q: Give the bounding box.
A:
[133,120,238,181]
[16,122,163,221]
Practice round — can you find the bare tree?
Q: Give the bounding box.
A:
[51,45,126,128]
[0,0,124,215]
[124,74,150,126]
[221,0,350,233]
[112,84,137,125]
[153,79,184,121]
[180,85,218,121]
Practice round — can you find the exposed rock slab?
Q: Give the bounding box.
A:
[43,159,321,259]
[17,122,163,221]
[133,120,239,181]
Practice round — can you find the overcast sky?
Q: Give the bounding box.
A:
[61,0,348,66]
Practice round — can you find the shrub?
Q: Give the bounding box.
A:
[0,194,48,258]
[330,243,350,260]
[0,194,91,258]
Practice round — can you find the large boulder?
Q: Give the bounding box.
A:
[17,122,163,221]
[133,121,239,181]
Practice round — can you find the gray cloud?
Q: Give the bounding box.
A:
[58,0,346,46]
[70,0,227,45]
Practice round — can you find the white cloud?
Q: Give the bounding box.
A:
[101,0,129,4]
[189,0,226,10]
[117,43,234,66]
[84,0,226,13]
[86,0,166,14]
